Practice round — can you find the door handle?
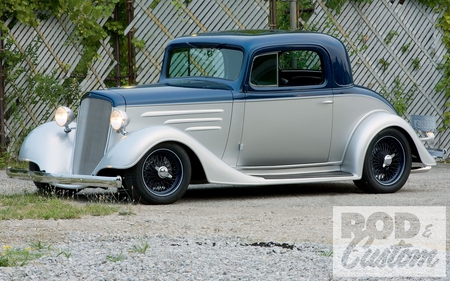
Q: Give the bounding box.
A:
[322,100,333,104]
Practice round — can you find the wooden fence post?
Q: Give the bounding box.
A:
[269,0,277,30]
[114,5,121,86]
[126,0,135,85]
[0,26,6,154]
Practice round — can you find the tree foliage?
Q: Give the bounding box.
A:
[0,0,120,73]
[0,0,119,44]
[325,0,373,14]
[276,0,314,30]
[0,0,119,154]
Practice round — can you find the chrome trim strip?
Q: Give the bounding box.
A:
[185,126,222,131]
[419,136,435,142]
[6,168,122,188]
[141,109,224,117]
[164,118,223,124]
[410,165,432,173]
[238,161,342,170]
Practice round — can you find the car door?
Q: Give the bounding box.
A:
[237,48,333,166]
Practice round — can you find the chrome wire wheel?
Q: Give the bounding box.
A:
[370,135,406,186]
[141,148,183,197]
[127,143,191,204]
[354,129,411,193]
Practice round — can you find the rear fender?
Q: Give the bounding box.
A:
[342,112,436,176]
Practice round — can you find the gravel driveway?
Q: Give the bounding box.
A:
[0,164,449,280]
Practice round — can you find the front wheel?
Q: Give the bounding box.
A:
[125,143,191,204]
[354,129,411,193]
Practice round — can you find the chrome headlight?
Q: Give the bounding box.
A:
[110,109,130,134]
[55,106,74,132]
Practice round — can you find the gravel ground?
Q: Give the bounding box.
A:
[0,164,449,280]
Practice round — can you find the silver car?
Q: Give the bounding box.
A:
[7,31,436,204]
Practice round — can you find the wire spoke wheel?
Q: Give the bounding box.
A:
[370,136,405,185]
[354,129,411,193]
[142,148,182,196]
[127,143,191,204]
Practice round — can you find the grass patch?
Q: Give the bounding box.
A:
[0,156,28,170]
[319,249,333,257]
[0,193,120,220]
[118,211,136,216]
[0,245,46,267]
[30,240,51,251]
[56,249,71,258]
[106,251,125,262]
[130,240,149,254]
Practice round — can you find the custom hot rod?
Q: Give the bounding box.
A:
[7,30,436,204]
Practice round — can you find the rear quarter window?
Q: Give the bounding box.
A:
[250,49,325,88]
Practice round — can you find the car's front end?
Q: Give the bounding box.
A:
[7,94,125,189]
[7,38,247,193]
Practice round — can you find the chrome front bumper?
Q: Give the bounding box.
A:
[6,168,122,189]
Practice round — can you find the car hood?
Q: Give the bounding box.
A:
[86,82,233,107]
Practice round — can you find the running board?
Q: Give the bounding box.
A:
[253,171,354,180]
[410,165,432,173]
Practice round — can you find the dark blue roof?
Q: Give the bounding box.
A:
[167,30,353,87]
[170,30,342,53]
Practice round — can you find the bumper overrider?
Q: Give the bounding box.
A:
[6,168,122,189]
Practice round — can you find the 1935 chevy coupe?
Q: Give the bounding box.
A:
[7,30,436,204]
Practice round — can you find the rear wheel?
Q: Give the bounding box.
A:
[125,143,191,204]
[354,129,411,193]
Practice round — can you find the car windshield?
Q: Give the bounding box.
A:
[167,46,243,81]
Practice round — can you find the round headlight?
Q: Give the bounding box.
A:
[55,106,74,127]
[110,110,129,131]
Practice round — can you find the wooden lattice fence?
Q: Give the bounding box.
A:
[2,0,269,153]
[2,0,449,157]
[307,0,449,153]
[131,0,269,84]
[3,13,116,153]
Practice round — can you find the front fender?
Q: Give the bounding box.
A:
[19,121,76,174]
[93,126,264,185]
[342,112,436,177]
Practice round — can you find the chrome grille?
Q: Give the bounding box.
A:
[72,98,111,175]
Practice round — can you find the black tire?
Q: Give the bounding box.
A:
[29,162,79,196]
[354,129,411,193]
[29,162,48,190]
[125,143,191,204]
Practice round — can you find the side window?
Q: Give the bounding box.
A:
[278,50,324,87]
[250,53,277,86]
[279,50,322,71]
[249,49,324,88]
